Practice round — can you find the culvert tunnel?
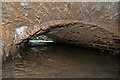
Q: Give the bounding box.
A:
[1,2,120,57]
[1,2,120,61]
[2,19,120,61]
[1,2,120,78]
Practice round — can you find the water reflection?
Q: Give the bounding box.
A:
[2,43,119,78]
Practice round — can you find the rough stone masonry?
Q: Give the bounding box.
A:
[1,2,120,61]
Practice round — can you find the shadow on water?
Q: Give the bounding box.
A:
[2,42,120,78]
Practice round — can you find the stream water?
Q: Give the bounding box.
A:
[2,43,120,78]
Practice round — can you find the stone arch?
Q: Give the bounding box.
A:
[12,19,120,55]
[1,2,120,61]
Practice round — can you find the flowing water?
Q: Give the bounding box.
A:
[2,43,120,78]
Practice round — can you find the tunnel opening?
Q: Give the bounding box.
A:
[2,21,120,78]
[2,20,120,63]
[2,2,120,78]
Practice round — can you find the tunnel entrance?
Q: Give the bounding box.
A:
[2,24,120,78]
[2,19,120,63]
[2,19,120,64]
[2,2,120,78]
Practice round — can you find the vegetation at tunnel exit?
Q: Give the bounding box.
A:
[33,35,51,41]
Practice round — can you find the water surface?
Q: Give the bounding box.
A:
[2,43,120,78]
